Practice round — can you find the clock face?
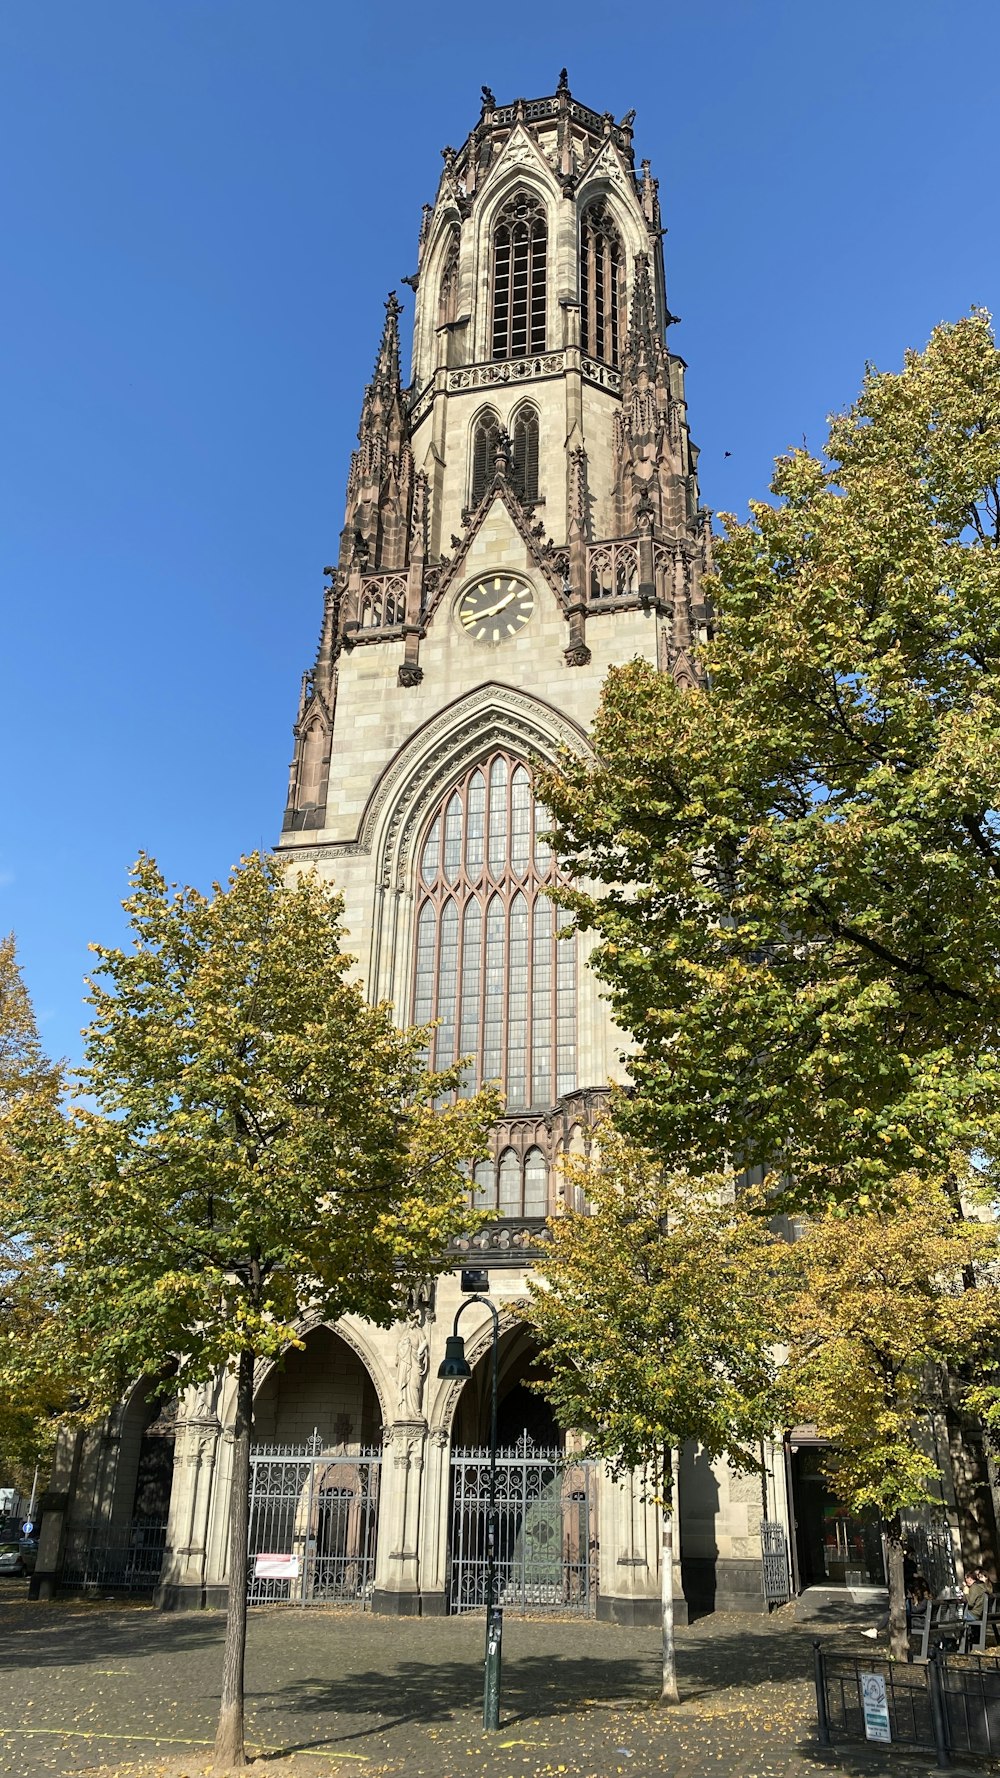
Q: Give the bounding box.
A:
[457,574,534,643]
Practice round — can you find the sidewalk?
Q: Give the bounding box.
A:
[0,1593,987,1778]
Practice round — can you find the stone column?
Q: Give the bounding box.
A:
[155,1382,222,1611]
[373,1419,428,1615]
[417,1426,451,1615]
[373,1314,432,1615]
[29,1426,83,1600]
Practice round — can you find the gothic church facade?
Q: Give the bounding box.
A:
[40,78,787,1622]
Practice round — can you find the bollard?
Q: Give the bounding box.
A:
[813,1640,831,1747]
[927,1650,951,1770]
[484,1604,503,1731]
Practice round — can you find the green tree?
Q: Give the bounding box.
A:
[524,1126,791,1702]
[538,312,1000,1204]
[782,1175,1000,1659]
[3,854,498,1771]
[0,936,69,1490]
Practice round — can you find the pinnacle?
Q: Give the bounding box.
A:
[626,254,661,362]
[372,291,402,389]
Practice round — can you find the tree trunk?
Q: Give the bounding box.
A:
[660,1489,680,1705]
[214,1348,254,1771]
[885,1516,908,1663]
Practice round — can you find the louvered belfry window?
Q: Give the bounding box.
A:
[437,229,460,329]
[412,754,576,1112]
[491,192,547,361]
[580,200,623,367]
[511,405,539,504]
[470,410,502,506]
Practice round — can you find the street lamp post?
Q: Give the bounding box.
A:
[438,1293,502,1731]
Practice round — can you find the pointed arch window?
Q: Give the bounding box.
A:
[580,200,624,367]
[491,191,547,361]
[437,228,460,329]
[470,409,501,507]
[510,404,540,505]
[412,752,576,1114]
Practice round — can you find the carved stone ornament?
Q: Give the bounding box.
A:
[581,357,622,394]
[447,352,564,392]
[395,1316,430,1419]
[564,641,592,667]
[398,661,424,687]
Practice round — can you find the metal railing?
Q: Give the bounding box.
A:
[814,1642,1000,1768]
[60,1518,167,1594]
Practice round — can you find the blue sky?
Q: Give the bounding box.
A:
[2,0,996,1068]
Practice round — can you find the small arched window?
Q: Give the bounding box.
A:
[498,1149,521,1215]
[523,1148,549,1216]
[511,405,539,505]
[470,410,501,507]
[437,229,460,329]
[580,200,624,367]
[491,191,547,361]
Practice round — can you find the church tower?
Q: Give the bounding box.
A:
[261,79,761,1624]
[115,77,779,1629]
[279,75,711,1204]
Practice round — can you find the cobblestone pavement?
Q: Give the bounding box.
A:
[0,1587,990,1778]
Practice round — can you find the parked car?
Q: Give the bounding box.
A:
[0,1541,24,1576]
[0,1538,37,1577]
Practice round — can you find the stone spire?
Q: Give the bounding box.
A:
[613,254,673,532]
[341,292,414,571]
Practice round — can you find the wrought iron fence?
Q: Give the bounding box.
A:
[247,1436,381,1608]
[901,1512,959,1598]
[449,1437,596,1615]
[817,1646,937,1751]
[940,1654,1000,1759]
[760,1518,791,1605]
[814,1642,1000,1766]
[60,1518,167,1594]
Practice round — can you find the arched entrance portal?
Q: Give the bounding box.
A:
[248,1326,383,1606]
[448,1323,596,1615]
[61,1374,176,1595]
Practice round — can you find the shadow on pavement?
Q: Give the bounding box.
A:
[0,1600,221,1668]
[249,1624,831,1747]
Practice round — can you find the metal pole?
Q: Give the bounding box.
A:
[927,1650,952,1770]
[813,1640,831,1747]
[483,1300,502,1731]
[448,1294,504,1732]
[444,1301,501,1728]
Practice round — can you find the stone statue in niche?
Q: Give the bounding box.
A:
[395,1315,430,1419]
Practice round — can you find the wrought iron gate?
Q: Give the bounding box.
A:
[760,1518,791,1604]
[247,1435,381,1607]
[449,1437,596,1614]
[60,1517,167,1594]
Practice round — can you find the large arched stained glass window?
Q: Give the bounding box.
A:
[412,752,576,1113]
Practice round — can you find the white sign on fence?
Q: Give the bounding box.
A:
[860,1672,891,1743]
[253,1553,301,1580]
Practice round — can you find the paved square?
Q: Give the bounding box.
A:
[0,1595,979,1777]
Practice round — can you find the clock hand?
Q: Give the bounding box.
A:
[477,589,520,620]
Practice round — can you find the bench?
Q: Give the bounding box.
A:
[965,1593,1000,1654]
[911,1597,974,1661]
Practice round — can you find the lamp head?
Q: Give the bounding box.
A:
[438,1333,472,1379]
